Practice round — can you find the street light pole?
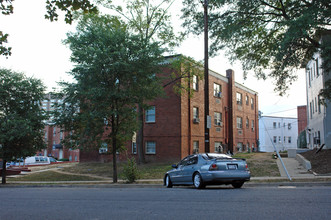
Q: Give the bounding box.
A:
[203,0,210,153]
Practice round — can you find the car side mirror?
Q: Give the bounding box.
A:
[172,164,178,169]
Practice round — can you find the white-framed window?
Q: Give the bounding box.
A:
[273,136,277,143]
[193,75,198,90]
[237,117,243,129]
[193,141,199,154]
[251,120,255,131]
[236,92,242,105]
[288,137,292,143]
[145,106,155,123]
[193,107,199,119]
[273,122,276,129]
[99,142,108,154]
[214,112,222,126]
[288,123,292,130]
[145,141,156,154]
[214,142,223,153]
[214,83,222,97]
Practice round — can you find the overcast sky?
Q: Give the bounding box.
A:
[0,0,307,118]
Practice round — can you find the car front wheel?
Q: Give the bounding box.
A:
[165,175,173,188]
[193,173,205,189]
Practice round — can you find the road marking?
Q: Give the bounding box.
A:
[278,186,296,189]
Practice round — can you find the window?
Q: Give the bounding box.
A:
[273,136,277,143]
[53,127,56,136]
[308,69,311,87]
[316,59,319,76]
[60,131,63,140]
[251,98,254,109]
[132,132,137,154]
[99,143,108,154]
[273,122,276,129]
[288,137,292,144]
[318,95,321,113]
[279,136,281,142]
[236,92,242,105]
[193,75,198,90]
[145,106,155,123]
[278,122,280,128]
[214,83,222,97]
[251,120,255,131]
[315,97,317,112]
[214,142,223,153]
[245,95,249,105]
[193,107,199,119]
[132,142,137,154]
[214,112,222,126]
[246,118,249,128]
[193,141,199,154]
[237,117,243,129]
[288,123,291,130]
[310,102,312,118]
[146,141,156,154]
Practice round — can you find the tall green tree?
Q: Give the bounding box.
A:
[0,68,46,184]
[100,0,183,163]
[54,13,164,183]
[181,0,331,100]
[0,0,97,57]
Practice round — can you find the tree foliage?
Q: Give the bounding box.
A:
[0,0,97,57]
[181,0,331,98]
[53,13,164,182]
[0,68,47,183]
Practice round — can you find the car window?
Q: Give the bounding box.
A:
[187,155,198,165]
[178,157,190,166]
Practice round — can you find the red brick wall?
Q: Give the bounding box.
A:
[297,105,307,135]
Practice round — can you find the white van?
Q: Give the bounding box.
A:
[24,156,57,165]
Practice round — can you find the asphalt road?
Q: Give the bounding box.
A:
[0,185,330,220]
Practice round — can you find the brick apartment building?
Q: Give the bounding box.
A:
[81,56,259,162]
[42,56,259,163]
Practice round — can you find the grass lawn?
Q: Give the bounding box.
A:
[9,171,102,182]
[6,152,280,182]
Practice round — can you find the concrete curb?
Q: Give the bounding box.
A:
[296,154,312,170]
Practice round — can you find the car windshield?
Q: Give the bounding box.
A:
[203,153,232,160]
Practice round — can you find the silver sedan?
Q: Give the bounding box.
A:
[164,153,250,189]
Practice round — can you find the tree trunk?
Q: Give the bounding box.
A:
[112,136,118,183]
[1,159,7,184]
[137,105,145,164]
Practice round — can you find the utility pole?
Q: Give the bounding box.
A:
[203,0,210,153]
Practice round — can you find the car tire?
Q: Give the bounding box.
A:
[193,173,205,189]
[165,175,173,188]
[232,181,244,188]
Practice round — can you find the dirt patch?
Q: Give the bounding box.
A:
[300,149,331,174]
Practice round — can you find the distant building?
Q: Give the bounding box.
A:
[41,93,80,161]
[297,105,307,135]
[259,116,298,152]
[305,34,331,149]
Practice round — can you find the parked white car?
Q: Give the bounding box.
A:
[24,156,57,165]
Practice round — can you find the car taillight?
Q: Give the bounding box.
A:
[209,163,218,171]
[245,164,248,170]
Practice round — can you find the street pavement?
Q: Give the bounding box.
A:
[2,156,331,186]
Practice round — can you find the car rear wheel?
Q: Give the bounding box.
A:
[193,173,205,189]
[232,181,244,188]
[165,175,173,188]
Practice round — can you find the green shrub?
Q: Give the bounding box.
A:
[123,157,140,183]
[58,158,69,162]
